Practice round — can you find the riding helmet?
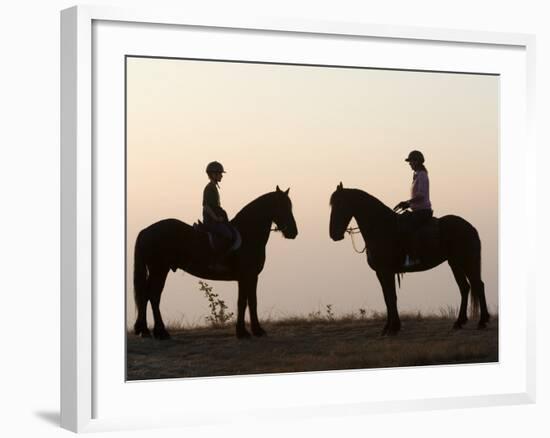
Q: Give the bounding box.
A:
[405,150,425,163]
[205,161,226,174]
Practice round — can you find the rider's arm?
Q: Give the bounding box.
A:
[408,194,424,203]
[203,183,224,222]
[394,172,427,211]
[408,172,429,203]
[409,172,427,203]
[204,204,222,222]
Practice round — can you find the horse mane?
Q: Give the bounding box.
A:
[231,191,283,224]
[331,188,396,229]
[331,188,392,212]
[351,189,394,214]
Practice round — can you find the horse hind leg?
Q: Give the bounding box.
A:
[449,261,470,329]
[133,247,151,338]
[148,265,171,340]
[471,277,490,329]
[464,259,490,329]
[134,292,151,338]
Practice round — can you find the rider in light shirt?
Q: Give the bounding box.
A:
[394,150,433,267]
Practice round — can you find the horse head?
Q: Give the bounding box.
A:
[329,182,353,241]
[272,185,298,239]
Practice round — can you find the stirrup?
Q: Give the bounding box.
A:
[403,255,419,268]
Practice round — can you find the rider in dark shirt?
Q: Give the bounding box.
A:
[203,161,233,242]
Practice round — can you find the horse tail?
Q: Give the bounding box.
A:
[442,214,483,320]
[133,230,148,310]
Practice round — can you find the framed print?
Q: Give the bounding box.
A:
[61,5,536,433]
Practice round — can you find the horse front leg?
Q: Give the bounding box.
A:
[245,275,266,337]
[236,278,251,339]
[376,270,401,335]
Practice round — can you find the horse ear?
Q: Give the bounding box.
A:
[337,182,344,190]
[285,187,290,195]
[276,185,281,192]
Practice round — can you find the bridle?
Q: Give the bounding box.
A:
[271,224,286,233]
[345,226,366,254]
[333,198,365,254]
[271,211,290,234]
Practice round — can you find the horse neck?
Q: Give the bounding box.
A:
[350,190,395,241]
[231,194,274,244]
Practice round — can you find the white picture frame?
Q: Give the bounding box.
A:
[60,5,536,433]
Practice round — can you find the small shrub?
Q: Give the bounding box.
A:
[199,281,234,328]
[307,310,322,320]
[325,304,335,321]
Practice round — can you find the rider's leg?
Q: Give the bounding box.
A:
[404,209,432,267]
[206,222,234,270]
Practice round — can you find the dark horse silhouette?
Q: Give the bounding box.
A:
[133,186,298,340]
[329,183,490,335]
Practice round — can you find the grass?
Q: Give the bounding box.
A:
[137,307,462,334]
[127,312,498,380]
[126,281,497,380]
[131,301,489,334]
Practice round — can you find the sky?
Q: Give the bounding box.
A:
[126,57,498,327]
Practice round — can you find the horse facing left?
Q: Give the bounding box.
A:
[329,183,490,336]
[133,186,298,340]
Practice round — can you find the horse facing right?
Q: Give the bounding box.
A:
[329,182,490,335]
[133,186,298,340]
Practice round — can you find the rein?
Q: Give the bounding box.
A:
[346,227,366,254]
[345,225,402,289]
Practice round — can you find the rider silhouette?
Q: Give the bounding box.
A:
[393,150,433,267]
[203,161,233,266]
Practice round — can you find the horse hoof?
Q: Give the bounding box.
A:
[477,322,487,330]
[153,330,171,340]
[135,327,151,338]
[453,322,463,330]
[252,328,267,337]
[236,329,251,339]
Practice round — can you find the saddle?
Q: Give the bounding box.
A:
[193,220,242,255]
[397,216,440,268]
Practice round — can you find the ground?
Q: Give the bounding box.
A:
[126,315,498,380]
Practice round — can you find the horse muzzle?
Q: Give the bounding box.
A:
[283,228,298,239]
